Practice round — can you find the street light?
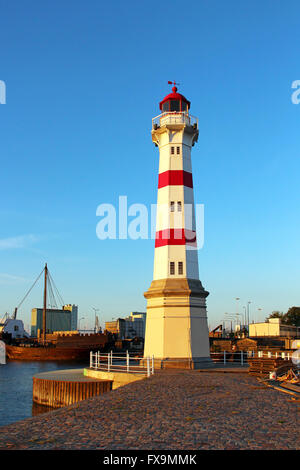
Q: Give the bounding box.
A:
[222,318,235,335]
[226,311,242,324]
[243,306,248,328]
[225,312,239,333]
[247,301,251,330]
[257,308,262,322]
[92,307,99,333]
[78,317,85,331]
[235,297,240,317]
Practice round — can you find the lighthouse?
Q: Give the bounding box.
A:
[143,84,211,368]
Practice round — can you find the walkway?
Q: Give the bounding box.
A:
[0,369,299,450]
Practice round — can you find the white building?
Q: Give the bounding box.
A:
[0,319,29,339]
[124,312,146,339]
[249,318,300,338]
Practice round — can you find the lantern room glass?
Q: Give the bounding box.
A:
[162,99,188,113]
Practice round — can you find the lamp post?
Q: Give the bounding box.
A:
[257,308,262,322]
[92,307,99,333]
[222,318,235,336]
[78,317,85,331]
[235,297,240,318]
[247,301,251,332]
[225,312,240,334]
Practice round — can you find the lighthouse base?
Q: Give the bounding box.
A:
[143,278,211,364]
[141,356,212,370]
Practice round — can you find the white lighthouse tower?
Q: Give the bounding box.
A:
[143,83,211,368]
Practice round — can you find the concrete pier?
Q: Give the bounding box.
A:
[2,369,299,450]
[33,369,112,408]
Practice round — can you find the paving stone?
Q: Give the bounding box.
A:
[0,370,299,450]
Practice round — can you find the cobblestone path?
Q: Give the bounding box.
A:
[0,370,299,450]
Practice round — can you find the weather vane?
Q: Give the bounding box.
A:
[168,80,180,88]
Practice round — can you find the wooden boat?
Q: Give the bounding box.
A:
[4,264,109,361]
[5,344,90,361]
[5,332,109,361]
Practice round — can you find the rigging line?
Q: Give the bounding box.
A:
[47,275,57,309]
[47,277,53,308]
[16,268,44,310]
[48,271,64,307]
[47,271,61,309]
[47,272,58,307]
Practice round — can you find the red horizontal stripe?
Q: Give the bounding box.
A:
[158,170,193,189]
[155,229,197,248]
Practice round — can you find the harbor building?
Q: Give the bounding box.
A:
[0,319,29,339]
[31,308,71,337]
[105,318,126,338]
[124,312,146,339]
[249,318,300,338]
[105,312,147,339]
[31,304,79,337]
[63,304,78,330]
[143,85,211,368]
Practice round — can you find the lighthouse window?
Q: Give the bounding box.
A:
[162,101,169,112]
[171,146,175,155]
[176,147,180,154]
[170,262,175,275]
[170,100,180,112]
[178,262,183,275]
[181,101,188,112]
[177,201,182,212]
[170,201,175,212]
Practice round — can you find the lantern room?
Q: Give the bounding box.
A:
[159,86,191,113]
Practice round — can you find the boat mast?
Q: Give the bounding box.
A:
[42,263,48,344]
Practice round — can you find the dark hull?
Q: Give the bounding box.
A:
[5,344,92,361]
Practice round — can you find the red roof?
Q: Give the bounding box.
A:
[159,86,191,110]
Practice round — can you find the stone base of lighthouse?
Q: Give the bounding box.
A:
[143,279,212,369]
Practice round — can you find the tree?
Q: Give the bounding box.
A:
[266,307,300,327]
[266,311,285,322]
[284,307,300,327]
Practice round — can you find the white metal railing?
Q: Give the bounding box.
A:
[152,112,198,129]
[211,350,295,365]
[90,351,154,377]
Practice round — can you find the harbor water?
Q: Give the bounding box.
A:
[0,360,87,426]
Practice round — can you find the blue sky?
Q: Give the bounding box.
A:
[1,0,300,332]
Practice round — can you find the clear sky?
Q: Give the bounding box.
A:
[1,0,300,332]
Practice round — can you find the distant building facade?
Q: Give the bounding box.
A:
[105,312,146,339]
[31,304,78,337]
[249,318,300,338]
[124,312,146,339]
[31,308,71,337]
[63,304,78,330]
[105,319,126,338]
[0,319,29,339]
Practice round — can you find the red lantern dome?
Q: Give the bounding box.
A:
[159,86,191,112]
